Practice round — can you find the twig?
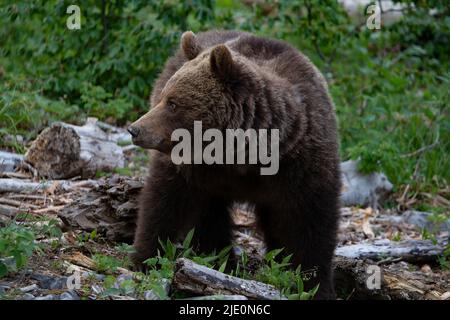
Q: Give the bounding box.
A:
[401,131,440,158]
[33,205,66,214]
[345,288,356,301]
[0,172,30,179]
[396,184,410,210]
[400,141,440,158]
[376,257,402,266]
[7,194,47,201]
[0,197,39,209]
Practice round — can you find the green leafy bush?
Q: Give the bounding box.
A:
[390,0,449,60]
[0,0,216,131]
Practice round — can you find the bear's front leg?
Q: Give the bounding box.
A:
[131,160,234,271]
[131,161,191,270]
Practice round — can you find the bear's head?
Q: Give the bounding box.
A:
[128,31,249,153]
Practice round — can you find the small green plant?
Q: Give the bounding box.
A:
[254,249,317,300]
[76,229,98,245]
[95,170,112,179]
[392,232,402,242]
[114,167,133,176]
[149,228,230,269]
[0,223,37,277]
[421,228,436,243]
[115,243,135,255]
[137,229,231,299]
[33,218,63,239]
[102,275,137,297]
[287,277,319,300]
[231,249,250,279]
[92,254,124,273]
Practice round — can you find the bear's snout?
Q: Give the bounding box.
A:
[129,108,170,152]
[127,126,140,138]
[129,126,166,151]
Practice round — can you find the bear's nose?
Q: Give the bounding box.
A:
[127,126,140,138]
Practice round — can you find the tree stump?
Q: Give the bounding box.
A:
[25,118,127,179]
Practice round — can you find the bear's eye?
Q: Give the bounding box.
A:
[168,102,177,112]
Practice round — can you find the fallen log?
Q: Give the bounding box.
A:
[0,178,53,193]
[58,175,143,242]
[333,256,450,300]
[172,258,285,300]
[335,239,446,263]
[25,118,127,179]
[0,178,98,193]
[0,151,24,173]
[93,119,132,145]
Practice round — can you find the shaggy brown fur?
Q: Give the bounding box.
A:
[129,30,341,299]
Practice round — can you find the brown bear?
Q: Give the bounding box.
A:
[128,30,341,299]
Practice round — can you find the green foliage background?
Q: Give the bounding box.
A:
[0,0,449,210]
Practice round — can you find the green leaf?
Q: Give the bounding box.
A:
[264,248,284,262]
[218,260,227,273]
[182,228,195,250]
[297,277,304,294]
[144,257,158,267]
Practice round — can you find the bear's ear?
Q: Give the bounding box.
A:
[181,31,202,60]
[210,44,236,81]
